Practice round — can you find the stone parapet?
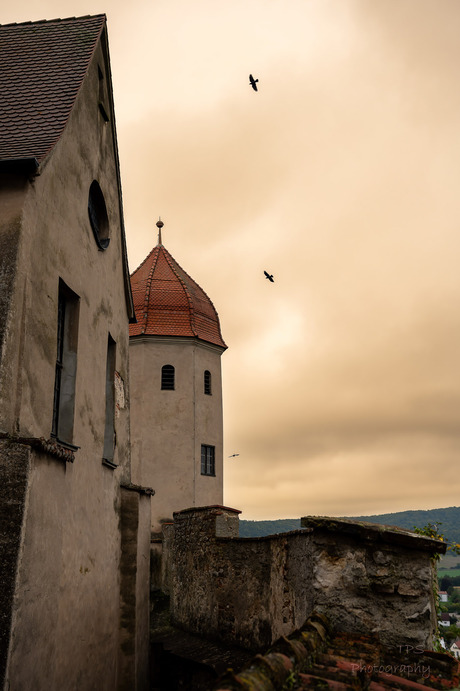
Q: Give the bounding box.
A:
[167,506,443,653]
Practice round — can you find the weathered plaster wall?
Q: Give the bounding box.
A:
[130,337,224,531]
[0,175,28,433]
[1,34,150,691]
[118,488,151,691]
[168,507,442,653]
[302,516,438,649]
[0,441,30,686]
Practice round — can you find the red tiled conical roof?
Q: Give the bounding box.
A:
[129,243,227,349]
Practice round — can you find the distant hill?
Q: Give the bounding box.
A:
[239,506,460,544]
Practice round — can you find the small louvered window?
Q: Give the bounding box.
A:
[204,370,212,395]
[201,445,215,476]
[161,365,175,390]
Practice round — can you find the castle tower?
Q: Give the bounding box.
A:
[129,221,227,531]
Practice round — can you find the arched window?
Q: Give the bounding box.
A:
[161,364,175,390]
[204,370,212,395]
[88,180,110,250]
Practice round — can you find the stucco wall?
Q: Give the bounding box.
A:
[1,34,149,691]
[130,337,224,531]
[118,488,151,691]
[0,175,28,433]
[168,507,442,652]
[0,441,30,686]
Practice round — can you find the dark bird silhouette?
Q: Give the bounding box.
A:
[228,454,240,458]
[264,271,274,283]
[249,74,259,91]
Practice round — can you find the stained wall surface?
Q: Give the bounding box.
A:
[130,337,224,531]
[0,31,149,691]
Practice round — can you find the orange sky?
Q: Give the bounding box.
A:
[2,0,460,519]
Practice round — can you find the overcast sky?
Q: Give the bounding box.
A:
[3,0,459,519]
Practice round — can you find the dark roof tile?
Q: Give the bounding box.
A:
[0,15,105,162]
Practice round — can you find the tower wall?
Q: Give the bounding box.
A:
[130,336,224,531]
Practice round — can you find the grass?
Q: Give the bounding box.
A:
[439,553,460,568]
[437,554,460,579]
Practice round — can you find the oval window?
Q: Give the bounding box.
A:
[88,180,110,250]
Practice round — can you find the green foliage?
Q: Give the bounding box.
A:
[440,575,460,591]
[239,519,302,537]
[282,671,300,690]
[441,625,460,646]
[412,522,460,561]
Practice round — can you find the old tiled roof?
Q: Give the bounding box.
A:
[215,613,460,691]
[129,243,227,349]
[0,15,105,163]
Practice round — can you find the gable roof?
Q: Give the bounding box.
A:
[0,15,105,165]
[129,242,227,349]
[0,14,135,322]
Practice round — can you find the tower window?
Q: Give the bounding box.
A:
[161,364,175,390]
[51,280,80,445]
[201,445,215,476]
[204,370,212,395]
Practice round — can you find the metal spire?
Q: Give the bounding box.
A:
[156,217,164,246]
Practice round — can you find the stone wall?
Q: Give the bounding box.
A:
[168,506,444,652]
[302,515,440,648]
[170,506,314,650]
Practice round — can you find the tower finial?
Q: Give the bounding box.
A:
[156,217,164,246]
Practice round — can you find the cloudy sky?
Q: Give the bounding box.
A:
[3,0,459,519]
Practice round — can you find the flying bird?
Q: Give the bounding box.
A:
[249,74,259,91]
[228,454,240,458]
[264,271,274,283]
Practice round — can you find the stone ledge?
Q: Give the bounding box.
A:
[120,482,155,496]
[0,433,77,462]
[173,505,241,517]
[301,516,446,554]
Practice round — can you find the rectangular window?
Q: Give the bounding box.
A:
[102,334,116,467]
[201,444,215,476]
[51,280,80,446]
